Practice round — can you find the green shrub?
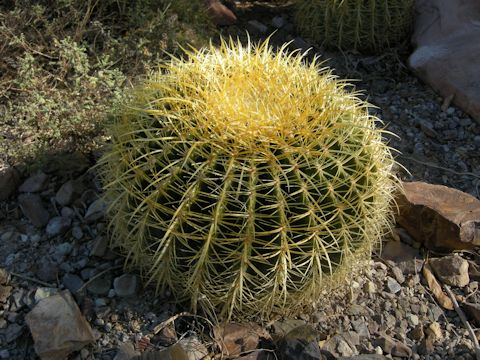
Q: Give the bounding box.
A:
[99,39,399,319]
[0,0,212,164]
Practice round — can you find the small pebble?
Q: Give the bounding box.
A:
[386,276,402,294]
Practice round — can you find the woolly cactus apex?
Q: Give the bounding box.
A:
[99,38,399,319]
[294,0,414,52]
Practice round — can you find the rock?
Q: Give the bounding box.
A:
[60,206,74,218]
[347,304,368,316]
[0,350,9,359]
[34,288,60,304]
[113,274,139,297]
[351,320,370,339]
[386,277,402,294]
[205,0,237,26]
[0,163,19,200]
[272,319,307,339]
[19,172,49,193]
[178,336,209,360]
[429,255,469,287]
[462,302,480,326]
[25,290,95,360]
[468,260,480,282]
[409,0,480,122]
[364,281,376,296]
[373,335,411,358]
[417,336,434,355]
[86,275,112,296]
[18,194,50,227]
[214,322,262,357]
[114,341,140,360]
[272,16,286,29]
[90,236,109,258]
[380,240,423,275]
[62,273,84,293]
[247,20,268,34]
[55,179,83,206]
[425,321,443,341]
[0,323,23,343]
[72,226,84,240]
[391,266,405,284]
[277,324,323,360]
[36,260,59,283]
[396,181,480,250]
[53,242,73,260]
[84,198,107,223]
[46,216,72,238]
[0,269,9,285]
[323,334,356,358]
[0,285,12,304]
[290,37,310,52]
[409,325,424,341]
[236,351,271,360]
[407,314,419,327]
[146,343,190,360]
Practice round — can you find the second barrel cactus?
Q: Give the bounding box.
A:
[294,0,414,52]
[99,39,399,319]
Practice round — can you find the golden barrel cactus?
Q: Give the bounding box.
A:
[294,0,414,52]
[99,39,399,319]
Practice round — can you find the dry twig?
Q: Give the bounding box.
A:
[76,264,122,293]
[444,284,480,360]
[10,272,56,288]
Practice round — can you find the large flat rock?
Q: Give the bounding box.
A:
[396,181,480,250]
[408,0,480,122]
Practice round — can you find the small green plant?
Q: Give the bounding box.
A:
[294,0,414,52]
[100,38,399,319]
[0,0,212,164]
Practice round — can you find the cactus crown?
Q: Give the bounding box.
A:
[100,38,399,319]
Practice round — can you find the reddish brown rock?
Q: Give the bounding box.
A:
[25,290,95,360]
[214,323,264,357]
[396,182,480,250]
[205,0,237,26]
[408,0,480,122]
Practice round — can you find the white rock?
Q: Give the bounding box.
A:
[407,314,419,327]
[25,290,95,359]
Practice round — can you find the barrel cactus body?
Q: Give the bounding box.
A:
[294,0,414,52]
[100,39,398,319]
